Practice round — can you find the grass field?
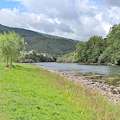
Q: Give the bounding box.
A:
[0,64,120,120]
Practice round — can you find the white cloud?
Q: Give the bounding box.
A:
[0,0,120,40]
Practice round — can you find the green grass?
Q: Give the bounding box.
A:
[0,64,120,120]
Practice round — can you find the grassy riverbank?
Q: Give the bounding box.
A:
[77,72,120,86]
[0,64,120,120]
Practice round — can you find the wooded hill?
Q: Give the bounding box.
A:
[0,24,78,55]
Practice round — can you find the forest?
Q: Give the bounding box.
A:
[58,24,120,65]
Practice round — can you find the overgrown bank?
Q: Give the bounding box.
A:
[0,64,120,120]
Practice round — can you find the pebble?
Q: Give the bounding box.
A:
[60,72,120,103]
[51,71,120,103]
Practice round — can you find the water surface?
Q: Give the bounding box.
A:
[35,63,120,75]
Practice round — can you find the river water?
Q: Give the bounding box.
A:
[35,63,120,75]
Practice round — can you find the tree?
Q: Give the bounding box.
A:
[0,32,24,67]
[75,41,87,62]
[99,24,120,65]
[75,36,105,63]
[86,36,105,63]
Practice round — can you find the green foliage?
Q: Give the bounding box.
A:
[74,24,120,65]
[99,24,120,64]
[75,36,105,64]
[57,52,76,63]
[20,50,56,63]
[0,32,24,66]
[86,36,105,63]
[75,42,87,62]
[0,64,120,120]
[0,24,78,55]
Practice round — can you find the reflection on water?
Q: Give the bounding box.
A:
[35,63,120,75]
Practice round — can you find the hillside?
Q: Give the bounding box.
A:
[0,24,78,55]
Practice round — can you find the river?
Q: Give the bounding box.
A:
[35,63,120,75]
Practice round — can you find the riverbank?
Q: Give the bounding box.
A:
[35,63,120,103]
[59,72,120,103]
[0,64,120,120]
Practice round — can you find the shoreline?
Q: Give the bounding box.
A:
[33,63,120,103]
[56,62,118,66]
[46,69,120,103]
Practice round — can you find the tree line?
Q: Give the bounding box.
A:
[75,24,120,65]
[58,24,120,65]
[20,50,56,63]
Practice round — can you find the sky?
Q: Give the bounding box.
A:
[0,0,120,41]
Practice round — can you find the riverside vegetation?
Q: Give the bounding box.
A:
[57,24,120,65]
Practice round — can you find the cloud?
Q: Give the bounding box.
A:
[104,0,120,7]
[0,0,120,40]
[0,8,73,34]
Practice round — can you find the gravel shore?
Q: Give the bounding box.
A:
[49,69,120,103]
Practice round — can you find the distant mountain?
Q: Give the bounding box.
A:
[0,24,78,55]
